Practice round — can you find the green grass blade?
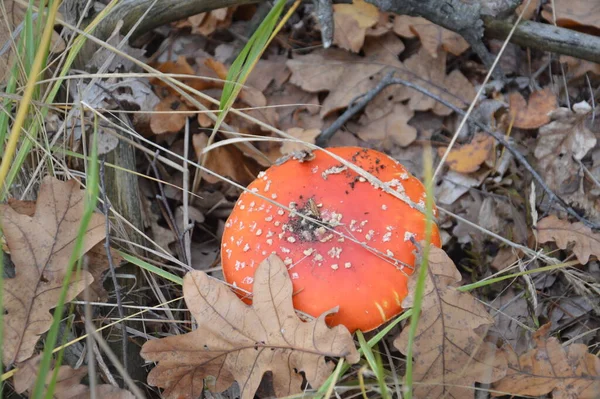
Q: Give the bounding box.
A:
[31,125,101,399]
[119,251,183,285]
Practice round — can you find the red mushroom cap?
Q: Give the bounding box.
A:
[221,147,441,332]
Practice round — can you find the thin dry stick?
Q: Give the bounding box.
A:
[149,151,189,265]
[99,161,128,371]
[387,76,600,229]
[316,71,396,146]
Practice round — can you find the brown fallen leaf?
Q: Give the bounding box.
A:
[150,94,194,135]
[141,255,359,399]
[192,133,260,185]
[394,246,507,398]
[287,33,405,117]
[332,0,379,52]
[536,215,600,264]
[533,108,597,207]
[561,55,600,80]
[492,323,600,398]
[542,0,600,33]
[280,127,321,155]
[0,177,105,366]
[368,47,475,117]
[438,133,495,173]
[508,88,558,129]
[3,198,119,302]
[393,15,470,58]
[357,103,416,149]
[14,355,134,398]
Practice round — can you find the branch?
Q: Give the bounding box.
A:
[94,0,261,41]
[484,17,600,64]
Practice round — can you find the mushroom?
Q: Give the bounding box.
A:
[221,147,441,332]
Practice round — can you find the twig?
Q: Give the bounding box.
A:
[312,0,334,48]
[99,161,128,373]
[385,76,600,229]
[484,18,600,64]
[364,0,502,78]
[315,71,396,146]
[149,151,189,264]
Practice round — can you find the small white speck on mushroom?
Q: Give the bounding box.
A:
[358,177,366,183]
[223,243,228,248]
[287,236,296,243]
[331,264,339,270]
[236,238,243,247]
[277,209,285,216]
[256,229,262,236]
[258,171,266,178]
[319,234,334,243]
[250,188,259,193]
[404,231,416,242]
[292,272,299,279]
[289,201,297,209]
[350,220,357,231]
[386,250,394,257]
[321,165,347,180]
[337,237,345,242]
[314,253,323,262]
[328,247,342,259]
[278,232,285,239]
[303,248,314,256]
[344,262,352,268]
[281,247,291,254]
[240,205,245,210]
[265,180,271,191]
[266,239,273,245]
[284,258,293,266]
[383,232,392,242]
[242,276,254,284]
[243,243,250,252]
[235,260,246,271]
[266,230,274,238]
[311,166,319,174]
[274,221,281,227]
[265,215,273,222]
[271,193,278,199]
[225,249,232,259]
[250,201,255,208]
[382,204,388,210]
[230,236,234,242]
[262,250,267,255]
[365,230,375,241]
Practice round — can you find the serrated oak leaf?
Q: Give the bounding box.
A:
[141,255,359,399]
[537,215,600,264]
[1,176,104,366]
[492,324,600,398]
[394,246,507,398]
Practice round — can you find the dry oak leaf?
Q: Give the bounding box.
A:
[534,107,597,198]
[536,215,600,264]
[492,323,600,398]
[0,177,104,366]
[287,33,405,117]
[332,0,380,52]
[140,255,359,399]
[357,103,416,149]
[393,15,470,58]
[150,95,194,135]
[508,88,558,129]
[542,0,600,33]
[437,133,495,173]
[399,47,476,116]
[192,133,260,186]
[14,355,135,398]
[280,127,321,155]
[394,246,507,399]
[3,198,119,302]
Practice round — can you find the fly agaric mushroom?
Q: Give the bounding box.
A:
[221,147,441,332]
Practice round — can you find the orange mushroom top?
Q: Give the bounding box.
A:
[221,147,441,332]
